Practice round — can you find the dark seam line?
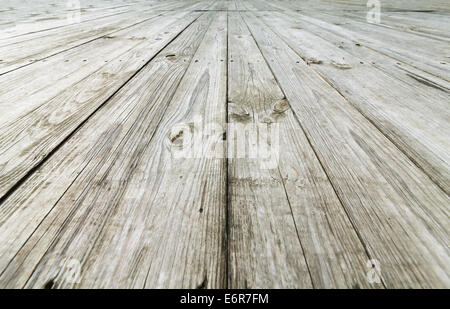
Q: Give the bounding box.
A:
[240,10,317,288]
[224,10,230,290]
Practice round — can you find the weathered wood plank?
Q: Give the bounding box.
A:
[0,0,209,74]
[72,10,227,289]
[0,12,214,288]
[0,4,134,40]
[227,12,372,288]
[290,11,450,81]
[243,11,450,288]
[0,9,162,73]
[0,11,201,200]
[227,12,312,288]
[0,0,448,289]
[322,8,450,40]
[256,11,450,193]
[0,1,145,36]
[0,10,191,121]
[268,11,450,96]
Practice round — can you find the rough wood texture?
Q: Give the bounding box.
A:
[243,11,449,288]
[227,12,371,288]
[0,0,448,289]
[0,10,202,199]
[256,11,450,194]
[0,12,217,289]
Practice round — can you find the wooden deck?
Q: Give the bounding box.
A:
[0,0,449,288]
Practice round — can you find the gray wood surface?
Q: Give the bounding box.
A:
[0,0,448,289]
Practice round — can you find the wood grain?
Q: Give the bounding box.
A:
[228,12,372,288]
[243,11,449,288]
[0,0,448,289]
[0,10,202,200]
[256,11,450,193]
[0,12,215,289]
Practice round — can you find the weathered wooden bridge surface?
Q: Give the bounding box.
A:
[0,0,449,288]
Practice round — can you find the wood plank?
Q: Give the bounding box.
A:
[243,11,450,288]
[322,8,450,40]
[0,1,141,36]
[0,7,157,48]
[0,9,160,75]
[0,1,206,74]
[0,12,215,289]
[0,0,448,289]
[301,1,450,38]
[269,11,450,95]
[376,11,450,39]
[228,12,312,288]
[0,4,134,39]
[0,11,201,200]
[227,12,371,288]
[291,11,450,81]
[0,0,201,38]
[256,11,450,193]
